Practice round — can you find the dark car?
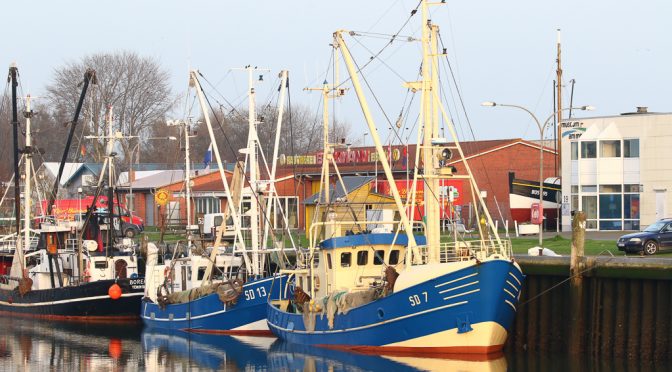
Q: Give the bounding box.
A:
[617,218,672,255]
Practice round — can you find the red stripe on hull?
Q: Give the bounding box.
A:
[186,328,274,337]
[316,343,505,360]
[0,310,140,323]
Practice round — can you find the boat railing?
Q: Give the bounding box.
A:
[439,239,513,262]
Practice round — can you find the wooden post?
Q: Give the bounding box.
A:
[569,211,586,354]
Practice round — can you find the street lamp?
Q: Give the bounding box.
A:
[481,101,594,248]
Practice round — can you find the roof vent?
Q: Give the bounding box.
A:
[637,106,648,113]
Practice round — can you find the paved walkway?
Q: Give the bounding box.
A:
[512,230,630,241]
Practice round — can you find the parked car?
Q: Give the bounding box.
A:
[617,218,672,255]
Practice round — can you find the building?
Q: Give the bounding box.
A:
[38,162,105,197]
[560,107,671,231]
[279,138,557,230]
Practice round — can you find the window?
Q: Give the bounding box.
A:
[624,139,639,158]
[389,250,400,265]
[373,250,385,265]
[624,194,640,219]
[582,195,597,220]
[271,197,299,230]
[581,185,597,193]
[195,197,221,214]
[340,252,351,267]
[357,251,369,266]
[571,185,579,193]
[600,140,621,157]
[581,141,596,158]
[624,184,641,193]
[327,253,332,269]
[599,185,621,193]
[599,194,622,219]
[197,267,206,280]
[312,253,320,268]
[571,142,578,160]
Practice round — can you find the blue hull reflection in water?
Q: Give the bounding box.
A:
[141,328,272,370]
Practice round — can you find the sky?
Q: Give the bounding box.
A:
[3,0,671,147]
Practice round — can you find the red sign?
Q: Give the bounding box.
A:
[373,179,463,221]
[531,203,543,224]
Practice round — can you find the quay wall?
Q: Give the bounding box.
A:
[506,256,672,361]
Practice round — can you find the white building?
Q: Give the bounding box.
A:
[561,107,672,231]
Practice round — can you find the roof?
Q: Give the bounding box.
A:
[117,170,165,185]
[304,176,374,205]
[319,233,427,249]
[41,162,105,186]
[117,170,205,190]
[41,162,83,186]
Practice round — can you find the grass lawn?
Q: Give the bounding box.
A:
[137,228,672,258]
[510,235,672,258]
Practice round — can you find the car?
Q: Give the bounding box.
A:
[617,218,672,255]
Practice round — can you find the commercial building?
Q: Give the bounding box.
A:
[560,107,672,231]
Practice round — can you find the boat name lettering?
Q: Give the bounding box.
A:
[409,291,428,307]
[130,278,145,289]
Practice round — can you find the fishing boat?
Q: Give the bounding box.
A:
[0,65,144,321]
[267,1,523,355]
[141,69,292,334]
[508,172,560,228]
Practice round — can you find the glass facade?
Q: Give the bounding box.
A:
[570,138,640,230]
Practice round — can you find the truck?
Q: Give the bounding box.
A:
[41,196,145,238]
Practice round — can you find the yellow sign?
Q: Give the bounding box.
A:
[155,189,170,206]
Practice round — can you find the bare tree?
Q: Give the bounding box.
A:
[46,51,175,163]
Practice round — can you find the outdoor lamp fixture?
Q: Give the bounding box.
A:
[481,100,595,248]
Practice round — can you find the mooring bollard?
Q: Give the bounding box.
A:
[569,211,586,355]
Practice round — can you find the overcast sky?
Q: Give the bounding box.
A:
[3,0,671,145]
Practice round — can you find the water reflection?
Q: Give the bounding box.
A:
[0,318,142,371]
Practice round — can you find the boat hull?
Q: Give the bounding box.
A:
[267,259,523,355]
[0,278,144,322]
[142,275,286,335]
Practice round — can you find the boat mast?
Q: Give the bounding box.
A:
[23,95,33,254]
[421,1,442,263]
[246,66,261,276]
[189,70,252,270]
[262,70,290,248]
[556,29,563,175]
[106,106,115,253]
[333,31,419,256]
[8,64,25,274]
[183,120,193,244]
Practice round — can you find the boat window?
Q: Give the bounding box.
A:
[312,253,320,268]
[389,250,400,265]
[327,253,332,269]
[213,216,223,227]
[340,252,351,267]
[357,251,369,266]
[94,261,108,269]
[373,250,385,265]
[197,266,207,280]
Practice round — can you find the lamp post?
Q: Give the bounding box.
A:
[481,102,594,247]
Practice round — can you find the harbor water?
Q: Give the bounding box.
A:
[0,318,667,371]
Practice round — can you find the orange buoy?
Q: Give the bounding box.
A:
[108,338,122,359]
[108,284,122,300]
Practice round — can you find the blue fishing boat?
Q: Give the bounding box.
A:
[267,0,523,355]
[142,69,293,335]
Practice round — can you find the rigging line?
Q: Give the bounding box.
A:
[333,0,422,92]
[303,52,333,154]
[351,37,408,83]
[437,33,499,202]
[198,77,280,243]
[198,74,245,119]
[350,51,405,147]
[365,0,404,33]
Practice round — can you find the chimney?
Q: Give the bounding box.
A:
[636,106,648,113]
